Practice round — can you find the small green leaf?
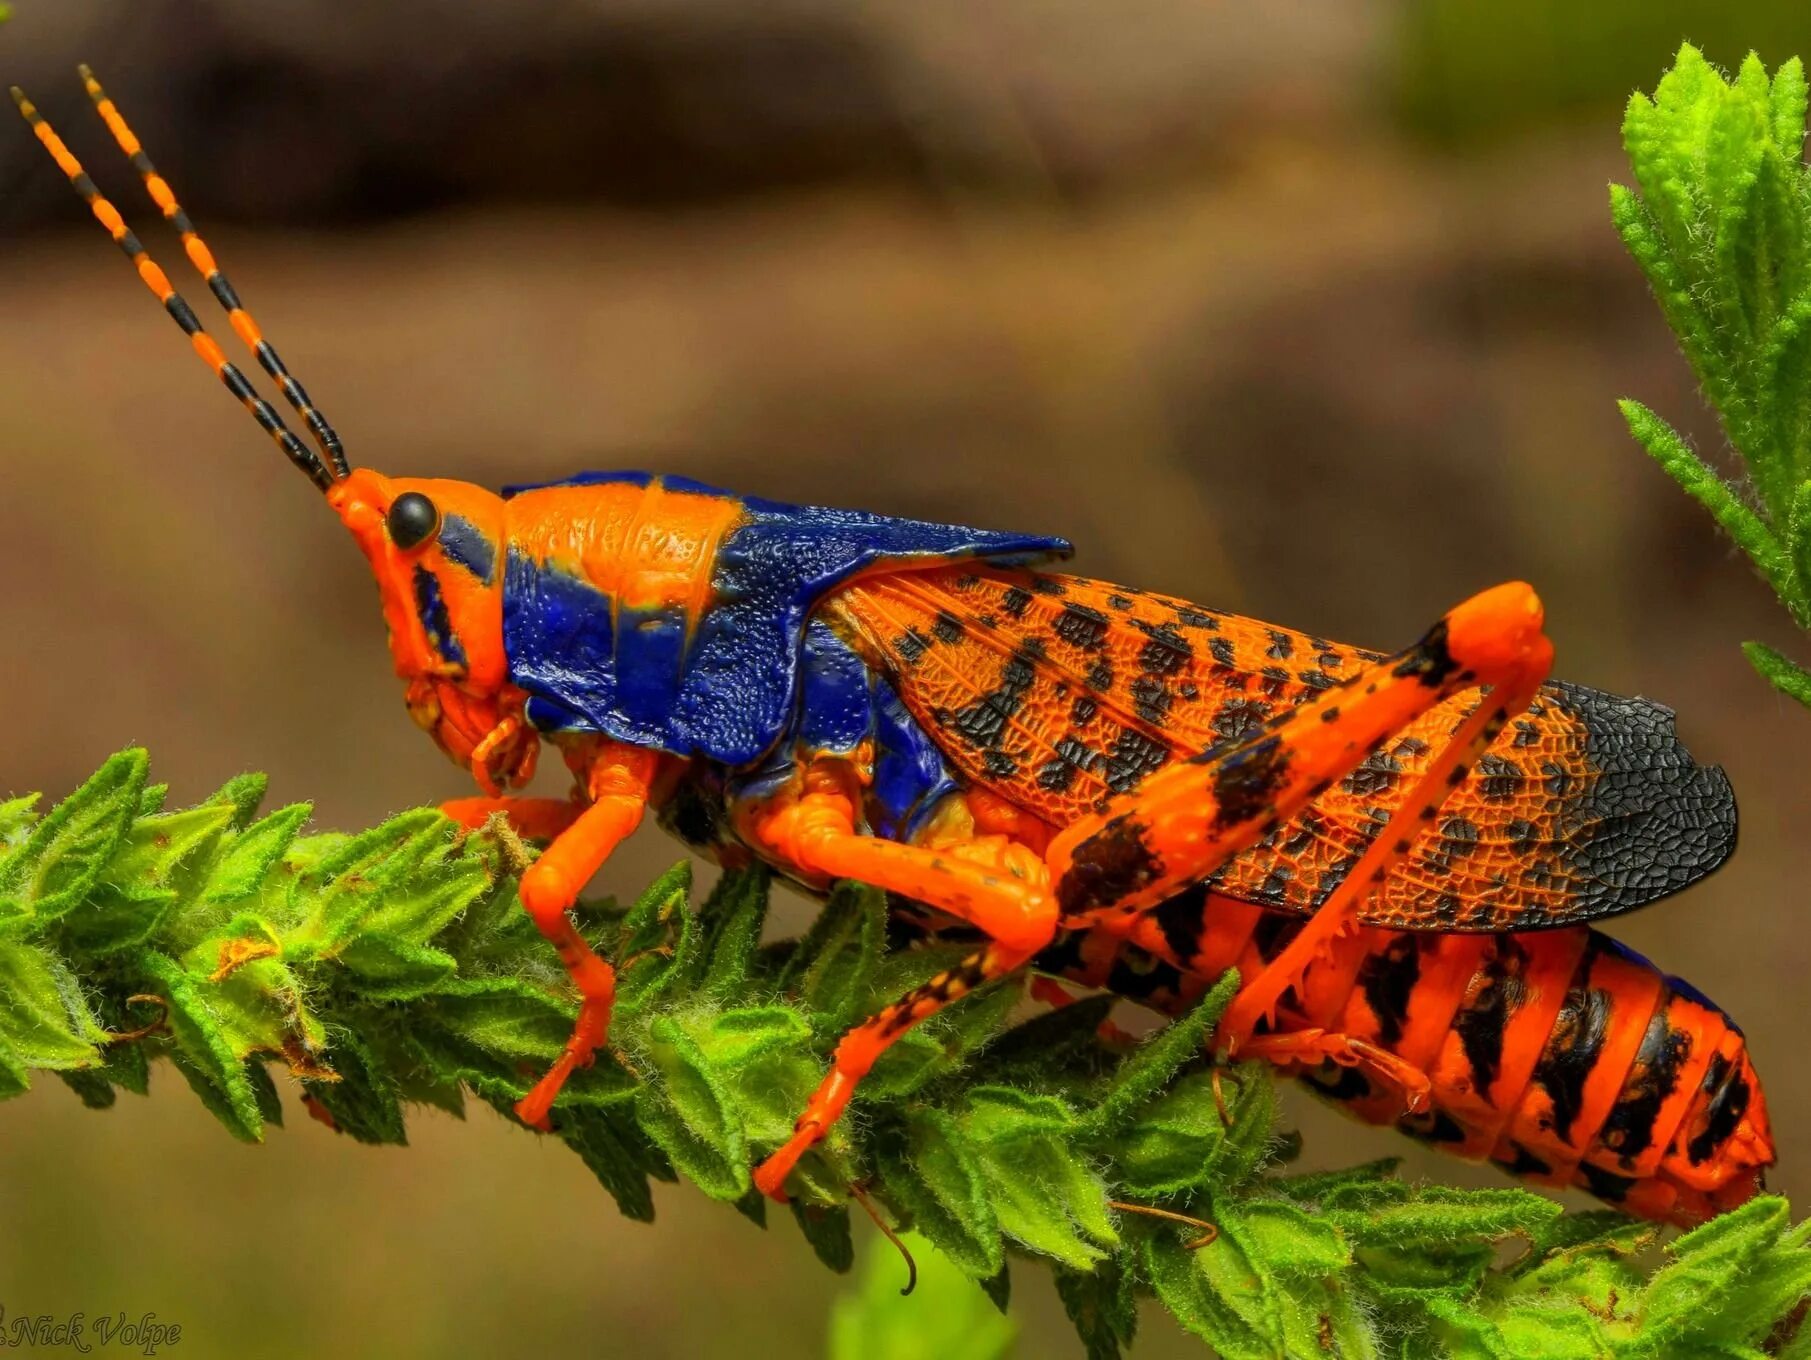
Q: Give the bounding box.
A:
[0,749,146,919]
[356,860,488,946]
[138,948,264,1141]
[1271,1156,1403,1205]
[697,865,769,998]
[199,803,310,904]
[1214,1065,1280,1188]
[287,810,450,954]
[204,772,269,830]
[0,936,105,1068]
[1220,1196,1351,1278]
[335,932,458,998]
[1744,640,1811,708]
[0,793,41,852]
[1084,969,1236,1136]
[960,1088,1113,1269]
[1142,1231,1276,1360]
[639,1014,747,1200]
[561,1107,659,1222]
[780,878,884,1029]
[884,1108,1004,1280]
[686,1005,811,1071]
[1643,1196,1791,1343]
[1111,1070,1228,1195]
[302,1029,405,1145]
[1054,1261,1137,1360]
[790,1201,854,1274]
[614,861,696,1009]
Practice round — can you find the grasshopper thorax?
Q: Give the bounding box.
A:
[329,469,533,791]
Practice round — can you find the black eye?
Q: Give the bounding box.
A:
[386,492,439,550]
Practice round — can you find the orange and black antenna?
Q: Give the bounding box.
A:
[10,72,344,490]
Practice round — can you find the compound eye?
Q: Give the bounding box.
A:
[386,492,440,550]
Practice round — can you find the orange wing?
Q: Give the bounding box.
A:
[822,567,1735,932]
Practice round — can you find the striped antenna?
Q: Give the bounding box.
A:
[9,79,336,491]
[78,65,349,480]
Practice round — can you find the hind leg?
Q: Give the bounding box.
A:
[1218,646,1549,1052]
[1044,582,1552,1044]
[742,777,1056,1199]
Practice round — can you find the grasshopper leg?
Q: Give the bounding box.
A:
[512,747,659,1130]
[744,784,1057,1200]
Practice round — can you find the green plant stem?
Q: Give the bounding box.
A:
[2,751,1808,1358]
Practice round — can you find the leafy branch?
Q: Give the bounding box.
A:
[1614,43,1811,708]
[2,750,1808,1357]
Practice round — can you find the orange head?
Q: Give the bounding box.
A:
[327,469,536,793]
[10,69,543,794]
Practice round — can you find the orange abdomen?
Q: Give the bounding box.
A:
[1107,896,1773,1226]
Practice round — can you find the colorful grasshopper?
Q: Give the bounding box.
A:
[16,71,1773,1226]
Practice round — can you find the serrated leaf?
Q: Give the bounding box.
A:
[887,1108,1004,1280]
[790,1201,854,1274]
[200,803,311,904]
[561,1107,658,1222]
[337,932,458,998]
[1054,1261,1137,1360]
[285,810,451,953]
[639,1014,746,1199]
[1220,1196,1351,1279]
[138,949,263,1140]
[1142,1231,1275,1359]
[1686,1250,1811,1349]
[1331,1184,1562,1249]
[0,793,40,853]
[614,861,696,1009]
[1642,1197,1792,1341]
[58,1065,124,1109]
[686,1005,811,1072]
[1271,1156,1403,1205]
[780,878,884,1029]
[204,772,269,830]
[960,1088,1113,1269]
[972,992,1116,1085]
[1214,1065,1279,1188]
[301,1028,405,1145]
[697,866,769,998]
[636,1086,743,1201]
[427,977,585,1060]
[66,802,239,953]
[616,860,692,957]
[102,797,236,891]
[0,750,146,919]
[1111,1070,1228,1196]
[0,936,105,1067]
[1084,969,1236,1136]
[358,859,488,947]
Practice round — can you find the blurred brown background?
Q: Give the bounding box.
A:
[1,2,1808,1356]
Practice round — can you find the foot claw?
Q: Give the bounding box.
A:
[755,1120,823,1202]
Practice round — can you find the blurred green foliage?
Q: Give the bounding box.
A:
[3,750,1809,1357]
[829,1233,1017,1360]
[1394,0,1811,145]
[1614,45,1811,709]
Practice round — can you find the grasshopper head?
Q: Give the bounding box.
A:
[9,71,538,793]
[329,469,535,792]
